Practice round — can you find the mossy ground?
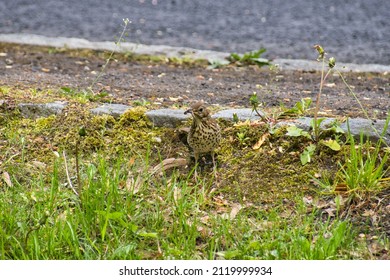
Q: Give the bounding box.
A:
[1,43,389,258]
[0,100,383,203]
[1,96,387,187]
[1,98,390,259]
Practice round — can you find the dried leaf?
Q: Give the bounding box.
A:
[213,195,229,206]
[150,158,188,175]
[324,207,336,217]
[2,172,12,187]
[303,196,313,205]
[362,209,375,217]
[126,176,141,194]
[220,203,243,220]
[128,157,136,167]
[252,132,270,150]
[168,96,182,102]
[229,203,243,219]
[200,215,210,224]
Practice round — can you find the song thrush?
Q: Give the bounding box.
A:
[184,101,221,176]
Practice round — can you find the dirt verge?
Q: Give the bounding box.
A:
[0,43,389,119]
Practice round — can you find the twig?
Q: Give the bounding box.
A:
[63,150,79,196]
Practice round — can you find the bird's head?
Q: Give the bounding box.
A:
[184,101,210,120]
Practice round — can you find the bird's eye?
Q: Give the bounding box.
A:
[199,107,203,112]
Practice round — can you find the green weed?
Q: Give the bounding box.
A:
[229,48,271,67]
[338,122,390,194]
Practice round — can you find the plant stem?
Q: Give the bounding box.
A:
[89,19,130,92]
[313,57,332,141]
[253,106,272,124]
[337,70,389,147]
[76,140,81,195]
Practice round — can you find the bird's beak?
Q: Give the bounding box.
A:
[184,108,192,115]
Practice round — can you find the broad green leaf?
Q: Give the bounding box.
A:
[251,57,271,65]
[322,139,341,151]
[249,92,259,107]
[332,125,345,134]
[286,126,304,137]
[300,151,310,165]
[300,144,316,165]
[286,126,311,138]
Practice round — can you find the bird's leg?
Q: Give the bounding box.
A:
[194,152,199,179]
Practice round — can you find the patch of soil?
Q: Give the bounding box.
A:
[1,43,389,119]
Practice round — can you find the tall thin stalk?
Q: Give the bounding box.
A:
[89,18,130,92]
[313,45,333,141]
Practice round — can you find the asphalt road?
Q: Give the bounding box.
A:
[0,0,389,64]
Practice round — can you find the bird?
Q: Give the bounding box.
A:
[184,101,221,177]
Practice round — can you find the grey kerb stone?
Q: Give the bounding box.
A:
[212,108,263,121]
[146,109,190,128]
[18,101,68,118]
[16,101,390,144]
[90,103,132,118]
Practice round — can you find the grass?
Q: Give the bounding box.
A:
[0,97,388,260]
[0,150,366,260]
[337,128,390,195]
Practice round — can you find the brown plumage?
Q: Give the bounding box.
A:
[184,101,221,176]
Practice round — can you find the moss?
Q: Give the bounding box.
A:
[210,121,342,203]
[117,107,150,127]
[0,86,11,94]
[35,116,56,131]
[0,85,63,106]
[0,103,351,205]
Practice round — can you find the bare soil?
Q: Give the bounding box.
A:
[0,43,389,119]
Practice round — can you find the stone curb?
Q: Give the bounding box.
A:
[1,33,390,73]
[17,101,68,118]
[89,103,131,118]
[15,102,390,144]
